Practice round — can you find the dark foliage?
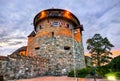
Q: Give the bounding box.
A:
[68,67,94,78]
[116,72,120,79]
[106,55,120,72]
[96,66,110,77]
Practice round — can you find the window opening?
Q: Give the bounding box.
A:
[64,46,70,50]
[52,32,54,38]
[47,20,49,23]
[53,22,59,26]
[39,25,42,29]
[67,24,69,28]
[35,47,40,50]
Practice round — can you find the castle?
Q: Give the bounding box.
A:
[0,8,86,79]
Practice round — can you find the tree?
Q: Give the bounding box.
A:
[86,34,114,67]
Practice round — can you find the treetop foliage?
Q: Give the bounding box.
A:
[86,34,114,66]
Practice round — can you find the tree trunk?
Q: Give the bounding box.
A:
[97,51,100,67]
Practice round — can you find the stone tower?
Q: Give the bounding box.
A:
[27,8,86,75]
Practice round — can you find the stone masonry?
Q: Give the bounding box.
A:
[5,54,48,80]
[35,35,85,75]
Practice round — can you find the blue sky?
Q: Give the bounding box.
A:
[0,0,120,56]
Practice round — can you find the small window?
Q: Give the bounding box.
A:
[64,46,70,50]
[53,22,59,26]
[39,25,42,29]
[67,24,69,28]
[52,32,54,38]
[35,47,40,50]
[74,30,77,34]
[47,20,49,23]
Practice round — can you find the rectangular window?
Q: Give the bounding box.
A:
[35,47,40,50]
[52,32,54,38]
[53,22,59,26]
[64,46,70,50]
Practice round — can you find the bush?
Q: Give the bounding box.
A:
[68,67,93,78]
[106,55,120,72]
[116,72,120,80]
[68,70,74,77]
[68,65,120,79]
[77,68,93,78]
[96,66,110,77]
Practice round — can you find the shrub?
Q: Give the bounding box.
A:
[96,66,110,77]
[77,68,93,78]
[68,65,120,79]
[116,72,120,80]
[68,70,74,77]
[68,67,93,78]
[106,55,120,72]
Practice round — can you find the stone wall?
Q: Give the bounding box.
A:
[0,56,7,75]
[5,55,48,80]
[35,35,85,75]
[0,60,7,75]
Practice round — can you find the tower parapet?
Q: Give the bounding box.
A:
[33,9,83,32]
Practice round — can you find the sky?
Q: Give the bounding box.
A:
[0,0,120,56]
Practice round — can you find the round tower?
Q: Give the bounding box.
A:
[27,8,86,75]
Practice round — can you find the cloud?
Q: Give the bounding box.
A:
[0,0,120,55]
[0,29,27,56]
[95,3,120,49]
[82,0,120,52]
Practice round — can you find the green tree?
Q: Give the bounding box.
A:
[86,34,114,67]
